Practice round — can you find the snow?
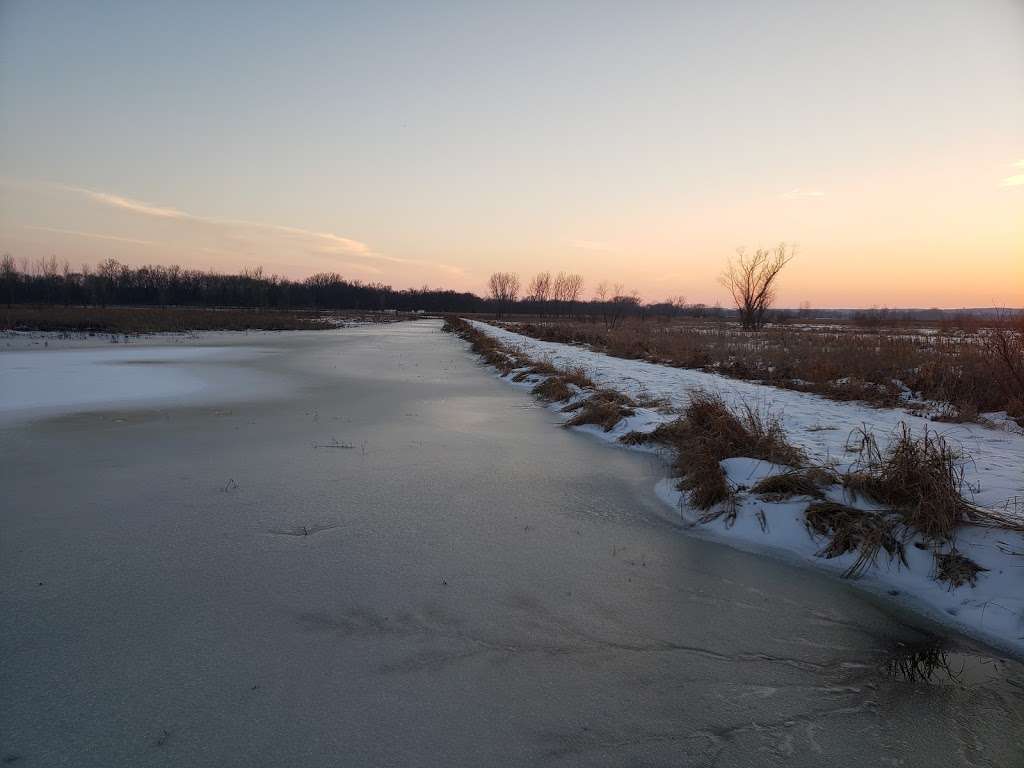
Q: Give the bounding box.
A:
[467,320,1024,656]
[0,345,289,425]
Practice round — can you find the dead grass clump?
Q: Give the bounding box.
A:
[752,469,828,500]
[803,501,907,578]
[842,424,976,541]
[626,393,805,513]
[562,390,637,431]
[560,365,594,389]
[619,430,654,445]
[934,549,988,589]
[532,376,574,402]
[528,358,560,377]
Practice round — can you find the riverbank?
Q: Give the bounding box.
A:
[454,318,1024,658]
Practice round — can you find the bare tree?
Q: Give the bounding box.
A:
[528,271,551,315]
[607,289,640,329]
[1,254,16,307]
[719,244,794,330]
[980,313,1024,398]
[564,273,583,303]
[487,271,520,319]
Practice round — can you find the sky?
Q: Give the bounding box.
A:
[1,0,1022,308]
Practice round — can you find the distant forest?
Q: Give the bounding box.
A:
[0,254,1014,322]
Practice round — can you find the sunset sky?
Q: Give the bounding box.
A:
[1,0,1021,307]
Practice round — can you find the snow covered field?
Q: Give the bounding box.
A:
[468,320,1024,657]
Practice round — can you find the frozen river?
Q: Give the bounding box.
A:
[1,320,1021,766]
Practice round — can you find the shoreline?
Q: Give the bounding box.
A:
[450,318,1024,659]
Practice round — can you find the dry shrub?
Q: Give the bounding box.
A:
[532,376,573,402]
[562,390,637,431]
[934,549,988,589]
[803,501,907,578]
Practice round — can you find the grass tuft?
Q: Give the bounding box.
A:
[752,469,829,500]
[934,549,988,589]
[843,425,977,541]
[562,390,637,431]
[640,392,804,512]
[531,376,574,402]
[803,501,907,578]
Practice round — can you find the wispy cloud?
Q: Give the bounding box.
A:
[1001,160,1024,187]
[22,224,162,247]
[567,239,614,252]
[57,185,186,218]
[10,179,471,281]
[57,184,374,257]
[781,188,825,199]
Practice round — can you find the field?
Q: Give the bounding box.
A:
[0,305,419,334]
[495,315,1024,427]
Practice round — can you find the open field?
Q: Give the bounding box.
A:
[495,315,1024,428]
[0,305,421,334]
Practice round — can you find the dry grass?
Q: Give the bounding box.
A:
[562,389,637,431]
[803,501,907,578]
[0,305,375,333]
[532,376,574,402]
[843,425,980,540]
[934,549,988,589]
[632,392,804,512]
[503,316,1024,426]
[752,469,829,500]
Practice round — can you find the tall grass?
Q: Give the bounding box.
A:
[503,316,1024,425]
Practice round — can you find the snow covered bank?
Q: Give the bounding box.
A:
[463,320,1024,656]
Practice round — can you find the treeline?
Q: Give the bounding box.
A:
[0,255,484,313]
[0,255,723,319]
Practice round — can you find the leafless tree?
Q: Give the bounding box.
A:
[528,271,552,303]
[1,254,16,307]
[550,271,584,316]
[719,244,795,330]
[487,271,520,319]
[528,271,552,315]
[607,290,641,329]
[980,314,1024,398]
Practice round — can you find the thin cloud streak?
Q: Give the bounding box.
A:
[781,188,825,199]
[567,239,614,252]
[57,185,186,218]
[48,182,466,277]
[1000,160,1024,187]
[56,183,372,257]
[22,224,163,247]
